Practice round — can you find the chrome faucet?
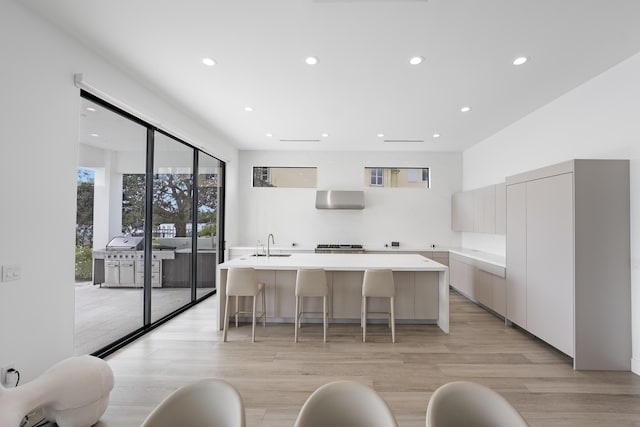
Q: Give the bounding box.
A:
[267,233,275,257]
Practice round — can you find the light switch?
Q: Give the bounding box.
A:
[1,265,21,282]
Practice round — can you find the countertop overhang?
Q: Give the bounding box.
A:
[220,253,447,272]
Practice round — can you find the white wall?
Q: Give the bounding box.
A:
[236,151,462,250]
[0,0,237,381]
[462,52,640,374]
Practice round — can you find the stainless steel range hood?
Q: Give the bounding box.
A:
[315,190,364,209]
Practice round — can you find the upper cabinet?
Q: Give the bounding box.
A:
[451,183,505,234]
[495,182,506,234]
[451,191,474,231]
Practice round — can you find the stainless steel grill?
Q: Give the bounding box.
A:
[102,236,173,287]
[105,236,144,251]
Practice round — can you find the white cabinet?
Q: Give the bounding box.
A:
[495,183,506,235]
[452,183,505,234]
[525,173,574,356]
[475,269,506,317]
[451,191,474,231]
[449,252,505,317]
[474,185,496,233]
[449,255,474,296]
[506,183,527,328]
[506,159,630,370]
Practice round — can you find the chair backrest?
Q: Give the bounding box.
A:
[294,380,398,427]
[295,269,328,296]
[363,269,395,297]
[426,381,528,427]
[227,268,260,296]
[140,378,246,427]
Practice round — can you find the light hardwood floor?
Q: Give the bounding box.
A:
[95,290,640,427]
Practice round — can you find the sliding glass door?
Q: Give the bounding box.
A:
[75,96,147,355]
[196,152,223,298]
[74,92,224,356]
[150,132,194,322]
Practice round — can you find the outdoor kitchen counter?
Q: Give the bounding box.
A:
[217,253,449,333]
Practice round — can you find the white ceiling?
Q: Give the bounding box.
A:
[21,0,640,152]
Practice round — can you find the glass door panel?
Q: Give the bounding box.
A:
[75,97,147,355]
[151,132,194,322]
[196,152,222,298]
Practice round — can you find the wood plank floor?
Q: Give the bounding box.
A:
[94,290,640,427]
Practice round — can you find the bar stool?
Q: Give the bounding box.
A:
[223,268,266,342]
[362,269,395,343]
[295,269,329,343]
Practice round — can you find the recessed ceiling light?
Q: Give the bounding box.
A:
[266,133,273,137]
[321,133,329,137]
[244,106,254,112]
[460,106,471,113]
[305,56,318,65]
[377,133,384,138]
[202,57,216,66]
[512,56,528,66]
[409,56,423,65]
[433,133,441,138]
[86,107,96,112]
[90,133,99,137]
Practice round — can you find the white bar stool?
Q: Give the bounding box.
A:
[362,269,395,343]
[295,269,329,343]
[223,268,266,342]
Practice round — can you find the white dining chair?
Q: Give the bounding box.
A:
[140,378,246,427]
[426,381,529,427]
[294,380,398,427]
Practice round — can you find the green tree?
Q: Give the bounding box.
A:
[76,168,94,247]
[122,174,146,235]
[121,173,218,237]
[153,173,193,236]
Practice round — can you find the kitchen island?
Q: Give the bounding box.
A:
[217,253,449,333]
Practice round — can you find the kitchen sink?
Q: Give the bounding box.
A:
[251,253,292,257]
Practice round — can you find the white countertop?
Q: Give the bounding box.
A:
[448,248,506,268]
[231,246,451,253]
[220,253,447,271]
[365,247,453,252]
[230,246,314,252]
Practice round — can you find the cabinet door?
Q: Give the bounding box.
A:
[495,183,506,235]
[473,189,485,232]
[506,183,527,327]
[449,257,473,297]
[483,186,496,233]
[452,191,474,231]
[491,276,506,317]
[473,186,496,233]
[526,173,574,357]
[331,271,364,319]
[474,269,493,308]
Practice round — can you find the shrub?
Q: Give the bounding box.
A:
[75,246,93,281]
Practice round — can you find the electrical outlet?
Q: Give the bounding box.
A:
[1,265,21,282]
[1,364,15,387]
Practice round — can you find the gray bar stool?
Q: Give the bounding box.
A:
[362,269,395,343]
[295,269,329,342]
[223,267,266,342]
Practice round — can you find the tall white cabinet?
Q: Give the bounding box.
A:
[506,159,630,370]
